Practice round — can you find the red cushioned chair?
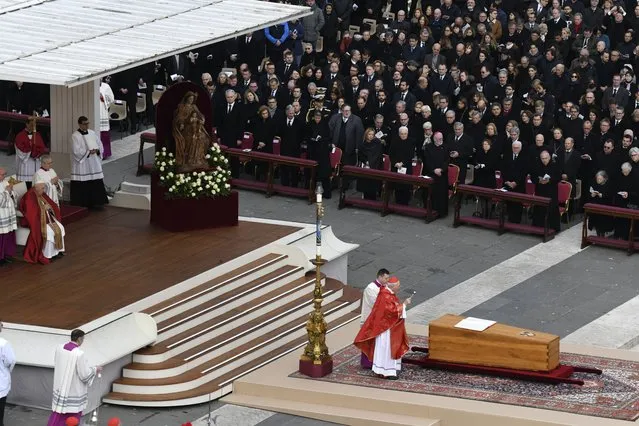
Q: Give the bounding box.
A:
[495,170,503,189]
[519,175,536,221]
[448,163,460,199]
[411,159,424,197]
[558,181,573,225]
[329,147,343,183]
[382,154,391,171]
[272,137,281,156]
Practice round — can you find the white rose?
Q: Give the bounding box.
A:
[224,158,229,163]
[169,153,173,157]
[213,156,218,161]
[225,183,231,189]
[160,176,165,180]
[162,147,167,152]
[161,162,165,166]
[169,187,174,192]
[198,187,202,191]
[160,166,165,172]
[155,152,160,157]
[205,154,211,159]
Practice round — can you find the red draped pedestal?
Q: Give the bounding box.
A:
[150,173,238,232]
[149,82,238,232]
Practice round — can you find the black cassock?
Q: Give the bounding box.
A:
[424,143,450,217]
[532,161,561,232]
[356,138,384,200]
[389,136,415,205]
[306,119,333,198]
[588,179,614,234]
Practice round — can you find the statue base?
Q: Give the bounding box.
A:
[299,355,333,378]
[150,173,238,232]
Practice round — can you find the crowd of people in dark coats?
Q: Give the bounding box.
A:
[5,0,639,239]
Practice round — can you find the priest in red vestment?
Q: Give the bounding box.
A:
[354,276,410,379]
[14,116,48,188]
[20,182,65,264]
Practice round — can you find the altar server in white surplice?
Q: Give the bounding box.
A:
[70,116,108,210]
[47,329,102,426]
[33,155,63,207]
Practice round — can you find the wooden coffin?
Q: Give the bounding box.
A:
[428,314,560,372]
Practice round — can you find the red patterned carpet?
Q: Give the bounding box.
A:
[290,336,639,421]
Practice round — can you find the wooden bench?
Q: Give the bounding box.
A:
[582,203,639,255]
[454,184,555,242]
[338,165,436,223]
[223,147,318,204]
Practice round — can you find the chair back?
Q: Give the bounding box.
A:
[411,159,423,177]
[330,147,343,169]
[382,154,391,171]
[272,137,281,155]
[558,181,572,205]
[362,18,377,34]
[495,170,503,188]
[448,164,460,187]
[108,101,127,121]
[135,93,146,114]
[242,132,254,150]
[526,176,535,195]
[349,25,361,34]
[574,179,582,201]
[152,85,165,105]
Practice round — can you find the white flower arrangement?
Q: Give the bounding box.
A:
[154,146,232,199]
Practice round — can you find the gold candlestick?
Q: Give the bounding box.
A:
[299,182,333,377]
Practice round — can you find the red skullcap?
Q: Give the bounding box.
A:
[108,418,121,426]
[388,276,399,284]
[65,418,79,426]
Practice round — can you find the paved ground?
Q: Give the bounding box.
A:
[2,128,639,425]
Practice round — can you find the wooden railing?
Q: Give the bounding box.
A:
[136,132,318,203]
[338,165,436,222]
[0,111,51,153]
[453,184,555,242]
[223,147,317,203]
[582,203,638,255]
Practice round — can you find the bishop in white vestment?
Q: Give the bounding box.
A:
[33,155,63,207]
[70,116,108,209]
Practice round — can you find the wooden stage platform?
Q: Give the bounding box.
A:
[1,207,298,329]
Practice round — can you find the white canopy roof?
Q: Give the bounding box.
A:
[0,0,310,87]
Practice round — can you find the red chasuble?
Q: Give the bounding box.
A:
[14,129,47,158]
[353,286,409,361]
[19,189,61,264]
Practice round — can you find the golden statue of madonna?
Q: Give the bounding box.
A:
[173,91,211,170]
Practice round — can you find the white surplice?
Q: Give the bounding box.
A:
[71,129,104,181]
[360,281,382,325]
[43,208,65,259]
[15,138,40,182]
[0,180,17,235]
[51,343,96,414]
[372,290,406,378]
[33,168,63,206]
[99,82,114,132]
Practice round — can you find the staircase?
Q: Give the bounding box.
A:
[103,252,361,407]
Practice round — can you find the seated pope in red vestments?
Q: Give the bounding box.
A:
[354,277,410,378]
[20,182,65,264]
